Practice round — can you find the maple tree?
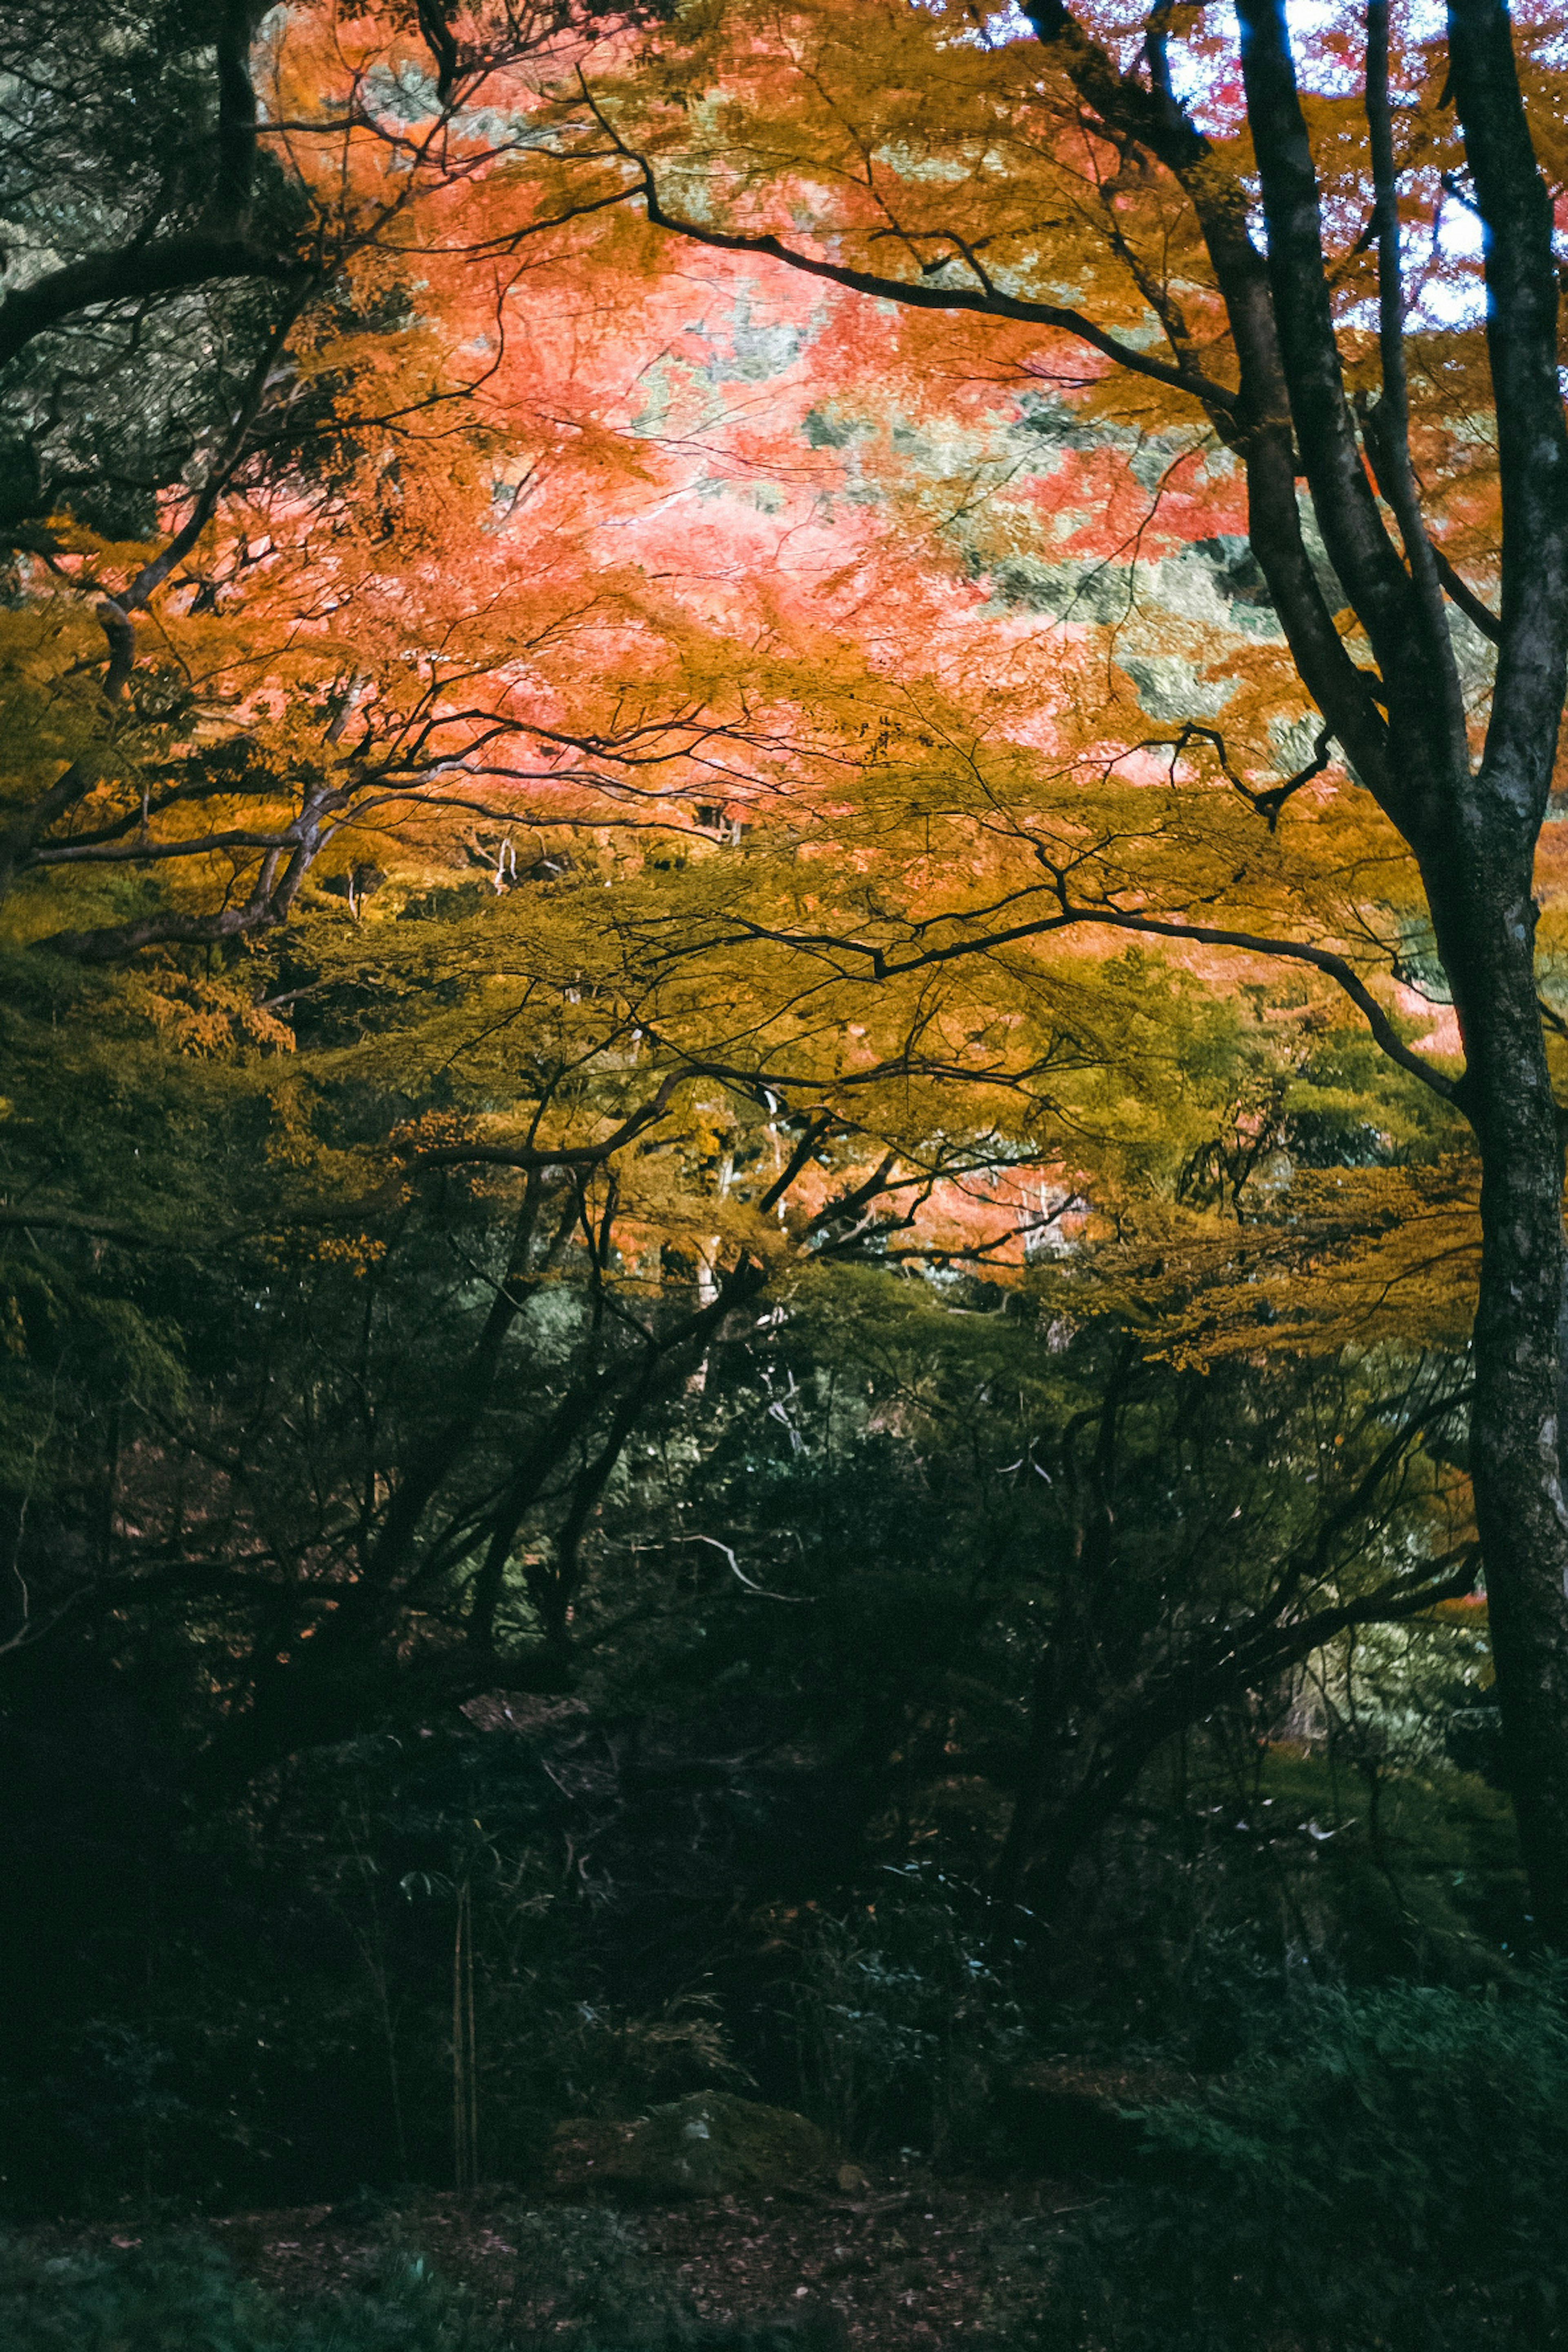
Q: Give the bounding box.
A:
[0,0,704,946]
[499,0,1568,1938]
[15,0,1568,2256]
[0,0,1531,1942]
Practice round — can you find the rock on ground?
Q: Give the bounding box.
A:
[552,2094,840,2201]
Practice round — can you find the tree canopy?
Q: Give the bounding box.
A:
[4,0,1567,2115]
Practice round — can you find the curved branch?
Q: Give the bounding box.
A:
[0,238,300,372]
[573,85,1240,418]
[414,1072,693,1175]
[1430,546,1501,644]
[699,901,1462,1106]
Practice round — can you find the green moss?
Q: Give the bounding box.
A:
[567,2093,837,2200]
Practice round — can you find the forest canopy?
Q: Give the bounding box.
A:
[4,2,1568,2334]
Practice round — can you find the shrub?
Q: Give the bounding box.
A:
[0,2224,828,2352]
[508,2206,692,2340]
[791,1864,1022,2159]
[994,1976,1568,2350]
[0,2235,499,2352]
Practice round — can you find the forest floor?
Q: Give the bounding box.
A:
[23,2170,1085,2348]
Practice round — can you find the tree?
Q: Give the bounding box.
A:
[0,0,298,376]
[0,0,663,374]
[557,0,1568,1938]
[1,824,1104,1779]
[664,1223,1480,1933]
[0,0,700,954]
[3,0,1524,1912]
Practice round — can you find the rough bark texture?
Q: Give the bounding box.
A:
[1437,862,1568,1942]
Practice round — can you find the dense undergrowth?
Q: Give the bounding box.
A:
[1,2238,486,2352]
[993,1976,1568,2349]
[0,2207,849,2352]
[11,1976,1568,2350]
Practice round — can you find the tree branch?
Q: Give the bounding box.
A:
[1446,0,1568,821]
[0,237,299,372]
[704,899,1462,1106]
[1020,1,1396,815]
[1362,0,1468,758]
[575,83,1241,416]
[1232,0,1418,674]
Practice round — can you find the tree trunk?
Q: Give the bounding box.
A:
[1431,849,1568,1944]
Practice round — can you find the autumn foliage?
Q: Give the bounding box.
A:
[9,0,1568,2183]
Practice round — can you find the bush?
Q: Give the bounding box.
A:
[0,2235,498,2352]
[509,2206,692,2340]
[791,1864,1022,2159]
[0,2224,829,2352]
[994,1977,1568,2350]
